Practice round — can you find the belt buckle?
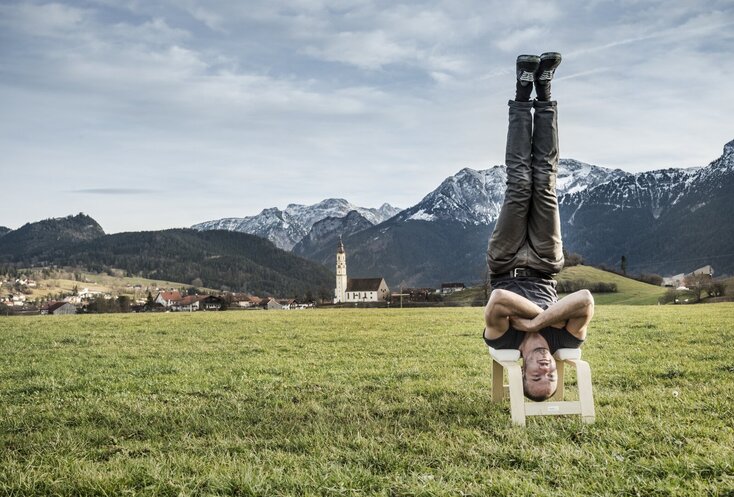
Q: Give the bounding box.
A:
[512,267,527,278]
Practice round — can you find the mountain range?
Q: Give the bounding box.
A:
[192,198,401,251]
[194,139,734,287]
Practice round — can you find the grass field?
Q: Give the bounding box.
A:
[555,266,667,305]
[1,307,733,496]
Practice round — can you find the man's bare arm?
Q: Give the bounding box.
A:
[509,289,594,340]
[483,289,545,340]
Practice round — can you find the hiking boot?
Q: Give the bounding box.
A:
[515,54,540,102]
[534,52,561,101]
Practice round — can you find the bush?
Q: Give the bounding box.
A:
[556,279,617,294]
[562,250,584,268]
[659,288,678,304]
[637,273,664,286]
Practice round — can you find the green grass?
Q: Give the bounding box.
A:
[1,307,733,496]
[556,265,667,305]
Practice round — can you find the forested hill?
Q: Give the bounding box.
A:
[0,216,334,297]
[64,229,335,297]
[0,213,104,260]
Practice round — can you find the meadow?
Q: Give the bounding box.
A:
[1,306,733,496]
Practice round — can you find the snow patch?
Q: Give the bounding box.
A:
[408,209,436,221]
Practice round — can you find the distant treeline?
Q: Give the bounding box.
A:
[556,279,617,294]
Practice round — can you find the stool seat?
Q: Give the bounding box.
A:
[488,346,595,426]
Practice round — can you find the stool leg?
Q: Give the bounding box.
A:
[569,359,596,424]
[492,359,504,402]
[552,360,565,401]
[504,362,526,427]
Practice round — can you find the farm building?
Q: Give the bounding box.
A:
[42,302,77,315]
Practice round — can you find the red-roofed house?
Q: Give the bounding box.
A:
[155,291,182,309]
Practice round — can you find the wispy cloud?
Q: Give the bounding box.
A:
[71,188,156,195]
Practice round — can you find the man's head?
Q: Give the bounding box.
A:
[519,335,558,401]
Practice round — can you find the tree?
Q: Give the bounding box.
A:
[117,295,131,313]
[659,288,679,305]
[620,255,627,276]
[563,248,584,268]
[684,273,713,302]
[482,266,491,302]
[710,282,726,298]
[317,287,332,304]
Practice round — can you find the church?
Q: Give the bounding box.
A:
[334,238,390,303]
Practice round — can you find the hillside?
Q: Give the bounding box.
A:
[556,266,667,305]
[443,265,666,306]
[56,229,335,297]
[20,270,215,300]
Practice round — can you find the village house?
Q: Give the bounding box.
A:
[155,290,182,309]
[77,288,103,299]
[259,297,284,310]
[333,238,390,303]
[441,282,466,294]
[41,301,77,315]
[172,295,224,312]
[227,293,261,308]
[662,265,714,288]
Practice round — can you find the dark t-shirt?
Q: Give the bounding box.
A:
[484,275,584,353]
[484,325,583,354]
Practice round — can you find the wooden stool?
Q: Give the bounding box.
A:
[488,347,595,426]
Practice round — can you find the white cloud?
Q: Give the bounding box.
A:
[303,29,418,70]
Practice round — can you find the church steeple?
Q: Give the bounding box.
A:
[334,235,348,303]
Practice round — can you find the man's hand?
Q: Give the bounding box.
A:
[520,290,594,340]
[509,316,538,333]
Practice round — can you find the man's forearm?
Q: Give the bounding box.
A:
[523,290,594,333]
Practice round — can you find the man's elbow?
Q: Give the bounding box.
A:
[579,289,594,305]
[578,289,594,313]
[488,288,512,307]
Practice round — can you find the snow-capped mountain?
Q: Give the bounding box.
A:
[394,159,623,226]
[558,139,734,273]
[192,199,401,251]
[292,210,374,261]
[560,167,698,225]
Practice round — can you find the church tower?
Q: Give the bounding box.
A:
[334,236,348,303]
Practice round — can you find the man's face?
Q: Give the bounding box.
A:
[523,347,558,400]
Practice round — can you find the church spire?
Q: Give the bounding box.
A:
[334,235,347,303]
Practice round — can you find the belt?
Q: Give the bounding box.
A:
[491,267,554,280]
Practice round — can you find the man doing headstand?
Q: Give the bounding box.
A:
[483,53,595,402]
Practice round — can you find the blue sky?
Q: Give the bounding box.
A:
[1,0,733,233]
